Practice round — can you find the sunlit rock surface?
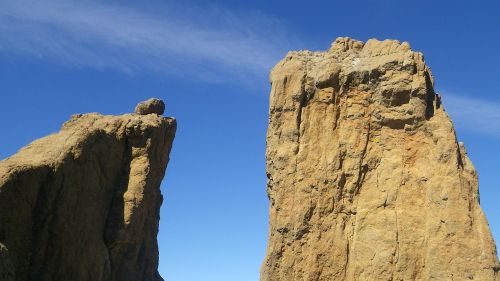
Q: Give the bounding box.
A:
[261,38,500,281]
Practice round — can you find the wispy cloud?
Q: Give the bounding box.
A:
[0,0,293,83]
[442,93,500,138]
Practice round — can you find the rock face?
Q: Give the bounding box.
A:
[0,102,176,281]
[261,38,500,280]
[0,243,14,281]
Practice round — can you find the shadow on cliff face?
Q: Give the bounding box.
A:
[24,131,131,281]
[104,134,132,280]
[424,71,436,120]
[104,127,166,281]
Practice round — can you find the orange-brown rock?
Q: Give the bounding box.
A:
[0,101,176,281]
[261,38,499,281]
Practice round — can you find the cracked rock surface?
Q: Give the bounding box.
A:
[261,37,499,281]
[0,110,176,281]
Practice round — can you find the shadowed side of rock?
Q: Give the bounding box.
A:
[261,37,500,281]
[0,109,176,281]
[0,243,14,281]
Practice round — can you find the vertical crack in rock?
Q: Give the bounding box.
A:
[0,100,176,281]
[261,37,500,281]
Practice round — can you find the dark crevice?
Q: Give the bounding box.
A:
[343,234,350,280]
[436,93,442,109]
[352,111,372,198]
[456,146,464,169]
[424,71,436,119]
[354,164,369,197]
[103,137,133,280]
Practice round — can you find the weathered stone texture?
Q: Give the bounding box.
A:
[0,243,14,281]
[0,106,176,281]
[135,98,166,115]
[261,37,499,281]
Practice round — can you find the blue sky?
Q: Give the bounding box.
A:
[0,1,499,280]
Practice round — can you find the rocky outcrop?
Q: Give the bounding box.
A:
[0,100,176,281]
[261,38,500,280]
[135,98,166,115]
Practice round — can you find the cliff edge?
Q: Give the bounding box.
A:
[261,38,499,280]
[0,99,176,281]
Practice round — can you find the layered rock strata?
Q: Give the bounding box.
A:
[0,101,176,281]
[261,38,499,281]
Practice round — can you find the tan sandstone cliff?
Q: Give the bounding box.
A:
[0,99,175,281]
[261,38,500,281]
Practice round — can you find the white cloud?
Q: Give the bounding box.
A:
[442,93,500,138]
[0,0,293,83]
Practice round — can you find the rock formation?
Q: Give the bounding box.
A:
[135,98,166,115]
[0,99,176,281]
[261,38,500,280]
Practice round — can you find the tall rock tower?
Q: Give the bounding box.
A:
[0,99,175,281]
[261,38,499,281]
